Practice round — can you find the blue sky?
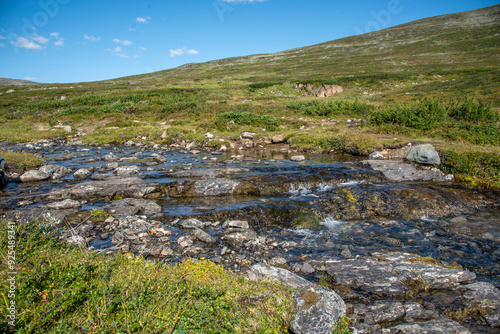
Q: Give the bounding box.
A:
[0,0,497,83]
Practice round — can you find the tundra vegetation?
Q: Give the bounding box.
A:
[0,5,499,332]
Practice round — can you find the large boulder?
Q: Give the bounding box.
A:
[20,165,59,182]
[365,160,453,182]
[290,284,346,334]
[68,177,159,199]
[405,144,441,166]
[247,263,312,290]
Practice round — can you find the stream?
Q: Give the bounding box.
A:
[1,140,499,333]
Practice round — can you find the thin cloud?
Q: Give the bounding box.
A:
[32,35,50,44]
[139,46,147,51]
[112,38,133,46]
[170,46,199,57]
[11,36,43,50]
[23,76,45,81]
[84,34,101,42]
[0,35,6,40]
[50,32,64,46]
[0,43,4,47]
[136,16,151,23]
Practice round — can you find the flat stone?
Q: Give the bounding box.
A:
[404,301,439,322]
[290,284,346,334]
[107,198,162,218]
[366,160,453,182]
[46,199,81,210]
[384,318,471,334]
[114,165,141,175]
[192,228,216,244]
[300,263,316,275]
[73,168,93,180]
[177,236,193,248]
[247,263,312,290]
[269,257,287,266]
[222,220,249,229]
[364,301,405,325]
[272,134,287,144]
[68,177,158,199]
[221,228,258,246]
[180,218,207,229]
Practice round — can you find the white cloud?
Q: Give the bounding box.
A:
[11,37,43,50]
[50,32,64,46]
[113,46,122,53]
[113,38,133,46]
[222,0,269,2]
[139,46,147,51]
[136,16,151,23]
[170,46,199,57]
[32,35,50,44]
[23,76,44,81]
[0,35,5,40]
[84,34,101,42]
[0,43,4,47]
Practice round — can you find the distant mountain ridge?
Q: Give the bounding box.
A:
[0,78,37,86]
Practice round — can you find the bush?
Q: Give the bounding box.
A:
[217,111,279,131]
[287,100,372,117]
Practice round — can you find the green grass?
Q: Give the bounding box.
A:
[0,219,296,333]
[0,150,42,172]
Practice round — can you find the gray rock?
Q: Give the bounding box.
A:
[100,233,110,240]
[384,318,471,334]
[366,160,453,182]
[247,263,312,290]
[300,263,316,275]
[222,220,249,229]
[184,246,205,256]
[269,257,287,266]
[194,179,240,196]
[68,177,158,199]
[364,301,405,325]
[52,166,72,179]
[272,134,287,144]
[404,301,439,322]
[125,140,135,147]
[102,153,118,162]
[459,282,500,327]
[325,253,476,296]
[291,155,306,162]
[368,151,385,160]
[168,168,250,179]
[340,248,352,259]
[405,144,441,166]
[46,199,81,210]
[114,165,141,175]
[161,248,174,257]
[112,231,125,245]
[106,162,119,169]
[151,153,167,163]
[20,165,59,182]
[107,198,162,218]
[192,228,216,244]
[221,228,258,246]
[73,168,93,180]
[177,236,193,248]
[290,284,346,334]
[67,235,86,246]
[180,218,208,229]
[241,131,256,139]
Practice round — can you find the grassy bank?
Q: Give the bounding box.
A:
[0,218,297,333]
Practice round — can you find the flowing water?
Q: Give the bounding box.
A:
[1,142,499,288]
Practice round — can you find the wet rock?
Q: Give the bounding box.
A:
[403,301,439,322]
[290,284,346,334]
[102,153,118,162]
[106,162,119,169]
[184,246,205,256]
[168,168,250,179]
[300,263,316,275]
[20,165,59,182]
[46,199,81,210]
[114,165,141,175]
[325,253,476,296]
[247,263,312,290]
[52,166,71,179]
[192,228,216,244]
[364,301,405,325]
[180,218,209,229]
[100,233,110,240]
[151,153,167,163]
[383,318,471,334]
[291,155,306,162]
[125,140,135,147]
[222,220,249,229]
[340,248,352,259]
[458,282,500,327]
[365,160,453,182]
[221,228,258,246]
[54,153,75,161]
[112,231,125,244]
[405,144,441,166]
[161,248,174,257]
[68,177,159,199]
[169,179,259,197]
[177,236,193,248]
[73,167,94,180]
[107,198,162,218]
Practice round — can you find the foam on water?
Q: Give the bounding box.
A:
[320,216,346,230]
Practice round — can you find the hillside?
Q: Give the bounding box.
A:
[0,78,37,86]
[116,4,499,101]
[0,5,499,186]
